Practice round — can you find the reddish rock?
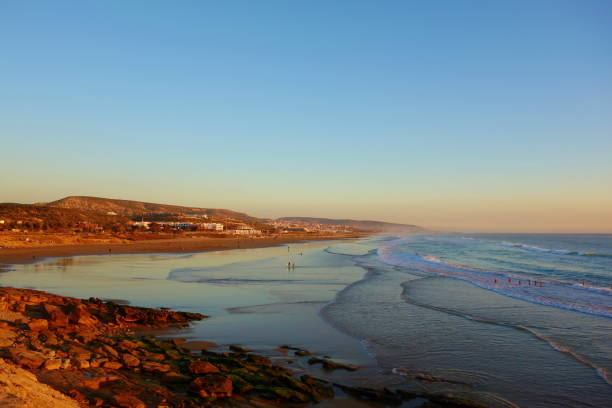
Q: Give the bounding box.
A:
[28,318,49,331]
[99,343,119,358]
[69,304,99,326]
[119,339,139,351]
[45,305,70,327]
[43,358,62,370]
[0,328,17,347]
[161,371,192,384]
[8,348,46,369]
[103,361,123,370]
[122,353,141,368]
[114,393,146,408]
[142,361,172,373]
[188,360,220,375]
[189,375,233,398]
[72,358,91,369]
[81,376,121,390]
[61,358,72,369]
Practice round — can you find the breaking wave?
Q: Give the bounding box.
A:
[377,239,612,318]
[500,242,612,258]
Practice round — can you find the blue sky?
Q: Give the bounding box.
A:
[1,1,611,231]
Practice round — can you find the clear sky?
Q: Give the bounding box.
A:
[1,1,611,232]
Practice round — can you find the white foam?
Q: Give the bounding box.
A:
[377,242,612,319]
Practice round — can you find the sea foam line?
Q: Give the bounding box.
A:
[377,241,612,318]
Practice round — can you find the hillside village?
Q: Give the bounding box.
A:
[0,197,371,249]
[0,196,424,250]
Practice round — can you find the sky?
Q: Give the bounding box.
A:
[1,1,611,232]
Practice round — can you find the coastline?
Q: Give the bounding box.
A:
[0,233,366,266]
[0,284,485,408]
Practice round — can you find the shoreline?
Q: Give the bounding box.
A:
[0,285,485,408]
[0,233,367,267]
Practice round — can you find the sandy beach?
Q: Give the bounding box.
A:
[0,233,365,266]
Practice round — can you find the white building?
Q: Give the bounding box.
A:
[199,223,224,231]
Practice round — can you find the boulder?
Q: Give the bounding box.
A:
[142,361,172,373]
[28,318,49,331]
[188,360,220,375]
[114,393,146,408]
[103,361,123,370]
[161,371,192,384]
[43,358,62,370]
[121,353,141,368]
[0,328,17,347]
[81,376,121,390]
[8,348,46,370]
[189,375,233,398]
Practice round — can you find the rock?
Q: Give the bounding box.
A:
[28,318,49,331]
[81,376,121,390]
[8,348,46,370]
[118,339,140,351]
[122,353,141,368]
[161,371,192,384]
[72,358,90,369]
[170,337,186,346]
[142,361,172,373]
[189,375,233,398]
[99,343,119,358]
[272,387,310,402]
[68,304,98,326]
[308,357,358,371]
[75,329,98,343]
[114,393,146,408]
[103,361,123,370]
[43,304,70,327]
[294,349,312,356]
[43,358,62,370]
[188,360,220,375]
[246,354,272,367]
[0,328,17,347]
[229,344,251,353]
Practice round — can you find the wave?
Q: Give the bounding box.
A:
[500,242,612,258]
[377,241,612,318]
[399,279,612,387]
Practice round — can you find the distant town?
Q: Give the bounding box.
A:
[0,196,421,250]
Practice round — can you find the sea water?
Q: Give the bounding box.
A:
[322,234,612,408]
[1,234,611,407]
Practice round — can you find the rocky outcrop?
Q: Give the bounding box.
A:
[0,286,485,408]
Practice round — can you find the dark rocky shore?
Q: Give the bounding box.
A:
[0,286,487,407]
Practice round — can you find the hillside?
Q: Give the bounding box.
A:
[40,196,261,222]
[0,203,129,228]
[277,217,425,233]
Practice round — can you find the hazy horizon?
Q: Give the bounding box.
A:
[2,1,611,233]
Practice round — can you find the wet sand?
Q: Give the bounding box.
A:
[0,233,364,266]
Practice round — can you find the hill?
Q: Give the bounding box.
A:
[277,217,425,233]
[0,203,129,228]
[40,196,261,222]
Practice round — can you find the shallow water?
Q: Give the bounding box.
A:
[2,234,611,407]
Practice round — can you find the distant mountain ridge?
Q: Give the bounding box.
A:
[38,196,260,222]
[277,217,426,233]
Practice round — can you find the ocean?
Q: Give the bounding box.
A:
[2,234,611,407]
